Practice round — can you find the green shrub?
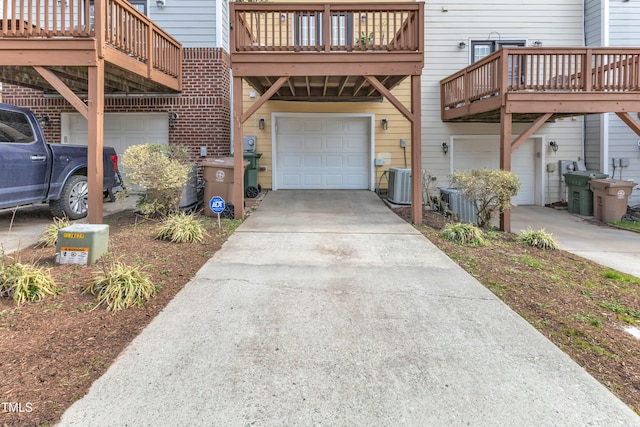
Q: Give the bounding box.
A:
[37,216,70,248]
[451,169,522,228]
[155,212,208,243]
[441,222,488,246]
[517,227,559,250]
[121,144,191,217]
[0,258,58,305]
[85,261,158,312]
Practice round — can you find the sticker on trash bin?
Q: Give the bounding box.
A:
[215,170,225,182]
[209,196,225,214]
[618,190,626,199]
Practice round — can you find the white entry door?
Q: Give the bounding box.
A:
[453,137,536,205]
[275,115,370,190]
[62,113,169,158]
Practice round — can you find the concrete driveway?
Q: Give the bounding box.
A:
[512,205,640,278]
[58,190,639,426]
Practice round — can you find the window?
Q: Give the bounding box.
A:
[84,0,147,29]
[128,0,147,15]
[471,40,526,85]
[471,40,525,62]
[0,110,35,144]
[295,12,353,47]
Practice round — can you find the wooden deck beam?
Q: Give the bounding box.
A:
[616,112,640,137]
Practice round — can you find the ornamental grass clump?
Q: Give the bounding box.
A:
[85,261,158,312]
[155,212,208,243]
[37,216,70,248]
[517,227,559,250]
[0,257,58,305]
[441,222,489,246]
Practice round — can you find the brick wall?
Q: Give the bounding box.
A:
[1,48,232,160]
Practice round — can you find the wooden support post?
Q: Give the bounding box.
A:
[87,61,105,224]
[499,107,512,232]
[233,75,244,220]
[411,74,422,226]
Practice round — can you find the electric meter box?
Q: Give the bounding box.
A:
[56,224,109,265]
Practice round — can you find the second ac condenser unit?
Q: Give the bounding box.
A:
[439,188,477,224]
[387,167,411,205]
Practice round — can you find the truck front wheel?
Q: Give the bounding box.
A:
[50,175,89,220]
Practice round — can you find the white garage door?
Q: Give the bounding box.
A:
[276,116,370,190]
[62,113,169,157]
[453,138,535,205]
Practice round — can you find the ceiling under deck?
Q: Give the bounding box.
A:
[244,74,407,102]
[444,110,582,123]
[0,64,179,95]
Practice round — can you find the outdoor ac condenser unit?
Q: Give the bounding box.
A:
[439,188,477,224]
[387,167,411,205]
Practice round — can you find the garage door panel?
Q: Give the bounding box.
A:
[65,113,168,158]
[303,174,322,187]
[304,155,322,168]
[326,174,344,186]
[279,137,301,152]
[326,155,344,168]
[347,174,367,186]
[282,174,302,187]
[281,154,302,168]
[277,116,370,190]
[303,121,323,132]
[346,155,366,168]
[325,138,344,151]
[304,136,322,150]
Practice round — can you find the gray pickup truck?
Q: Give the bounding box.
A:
[0,103,118,219]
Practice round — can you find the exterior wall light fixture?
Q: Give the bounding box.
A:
[549,140,559,152]
[381,118,388,130]
[156,0,166,8]
[169,112,178,127]
[258,118,266,130]
[458,42,466,49]
[533,40,543,47]
[442,142,449,155]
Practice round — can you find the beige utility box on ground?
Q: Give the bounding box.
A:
[56,224,109,265]
[201,157,249,217]
[589,179,637,223]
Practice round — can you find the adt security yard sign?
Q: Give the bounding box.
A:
[209,196,225,214]
[209,196,225,228]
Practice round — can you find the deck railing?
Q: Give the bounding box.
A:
[442,47,640,111]
[230,2,423,54]
[0,0,181,79]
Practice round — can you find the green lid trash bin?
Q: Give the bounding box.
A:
[563,171,609,216]
[230,152,263,198]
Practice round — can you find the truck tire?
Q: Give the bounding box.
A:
[50,175,89,220]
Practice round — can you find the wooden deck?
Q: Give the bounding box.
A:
[441,47,640,232]
[230,2,423,101]
[0,0,182,224]
[229,2,425,225]
[441,47,640,122]
[0,0,182,94]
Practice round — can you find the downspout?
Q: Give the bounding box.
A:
[601,0,610,175]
